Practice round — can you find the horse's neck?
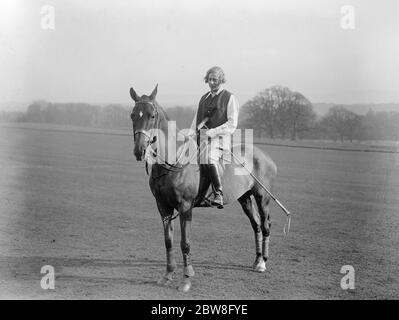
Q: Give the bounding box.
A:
[154,104,171,158]
[154,104,196,166]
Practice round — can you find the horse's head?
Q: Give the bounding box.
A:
[129,84,158,161]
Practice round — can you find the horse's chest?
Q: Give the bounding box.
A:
[150,176,178,204]
[149,172,197,207]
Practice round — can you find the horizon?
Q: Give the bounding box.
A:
[2,88,399,113]
[2,99,399,116]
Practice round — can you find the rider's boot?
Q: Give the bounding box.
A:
[194,165,211,207]
[207,164,224,209]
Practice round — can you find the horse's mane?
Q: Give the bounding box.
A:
[154,101,170,122]
[153,100,197,166]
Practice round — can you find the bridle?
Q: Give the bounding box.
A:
[134,129,152,142]
[131,101,187,174]
[132,101,158,144]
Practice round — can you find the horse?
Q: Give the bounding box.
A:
[129,85,277,292]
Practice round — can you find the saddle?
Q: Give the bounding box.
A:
[192,144,256,208]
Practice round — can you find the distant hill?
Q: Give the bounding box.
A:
[313,103,399,116]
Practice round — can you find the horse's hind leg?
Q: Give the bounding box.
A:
[157,203,177,285]
[254,193,271,263]
[238,193,266,272]
[177,208,195,292]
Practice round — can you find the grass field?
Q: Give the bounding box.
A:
[0,123,398,299]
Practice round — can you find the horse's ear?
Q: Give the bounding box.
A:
[149,84,158,101]
[129,87,139,102]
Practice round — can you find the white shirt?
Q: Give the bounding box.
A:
[190,87,240,138]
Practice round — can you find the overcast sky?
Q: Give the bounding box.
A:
[0,0,398,109]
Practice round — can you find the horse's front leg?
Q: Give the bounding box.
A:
[177,208,195,292]
[157,204,177,285]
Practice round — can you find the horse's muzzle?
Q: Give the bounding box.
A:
[133,133,149,161]
[134,149,144,161]
[134,145,146,161]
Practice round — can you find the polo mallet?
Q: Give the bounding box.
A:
[227,150,291,235]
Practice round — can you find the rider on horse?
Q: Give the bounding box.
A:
[190,66,240,209]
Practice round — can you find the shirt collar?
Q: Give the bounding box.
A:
[207,87,224,99]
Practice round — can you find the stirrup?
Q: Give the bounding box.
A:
[210,192,224,209]
[195,198,212,207]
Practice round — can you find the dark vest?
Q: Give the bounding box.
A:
[196,89,232,130]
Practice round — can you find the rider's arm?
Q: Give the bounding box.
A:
[206,94,239,138]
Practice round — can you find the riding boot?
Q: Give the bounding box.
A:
[208,164,224,209]
[193,165,211,207]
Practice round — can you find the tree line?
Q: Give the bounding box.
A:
[240,85,399,142]
[2,88,399,142]
[2,101,196,130]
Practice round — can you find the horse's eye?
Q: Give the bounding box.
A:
[151,114,155,119]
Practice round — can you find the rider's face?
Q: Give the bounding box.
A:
[207,72,221,92]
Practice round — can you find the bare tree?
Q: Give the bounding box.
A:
[286,92,317,140]
[241,85,315,140]
[271,86,292,139]
[321,106,361,142]
[241,92,274,138]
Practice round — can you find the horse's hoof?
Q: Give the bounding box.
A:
[184,265,195,277]
[157,273,174,286]
[253,260,266,273]
[177,278,191,292]
[254,265,266,273]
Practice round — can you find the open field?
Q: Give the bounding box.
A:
[2,122,399,153]
[0,123,398,299]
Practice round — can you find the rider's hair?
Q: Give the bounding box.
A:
[204,66,226,84]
